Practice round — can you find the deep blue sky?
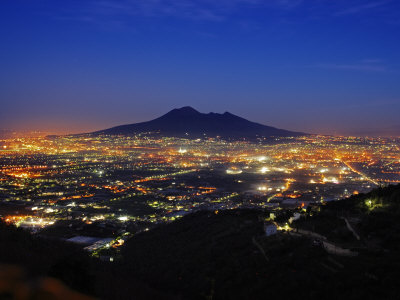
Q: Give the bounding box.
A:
[1,0,400,135]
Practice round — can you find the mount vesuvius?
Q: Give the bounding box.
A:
[90,106,306,139]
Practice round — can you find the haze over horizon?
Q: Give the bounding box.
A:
[1,0,400,136]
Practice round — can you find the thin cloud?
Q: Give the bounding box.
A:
[274,0,303,9]
[86,0,260,22]
[315,62,387,72]
[75,0,306,24]
[334,1,390,16]
[361,58,384,64]
[56,0,399,27]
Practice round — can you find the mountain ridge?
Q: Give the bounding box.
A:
[90,106,306,139]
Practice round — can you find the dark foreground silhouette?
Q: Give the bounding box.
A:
[1,184,400,299]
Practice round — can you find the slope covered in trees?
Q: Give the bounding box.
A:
[1,184,400,299]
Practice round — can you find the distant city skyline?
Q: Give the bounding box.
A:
[1,0,400,136]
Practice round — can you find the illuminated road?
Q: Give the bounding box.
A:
[267,179,294,202]
[341,160,379,186]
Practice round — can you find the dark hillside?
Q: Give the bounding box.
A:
[1,184,400,299]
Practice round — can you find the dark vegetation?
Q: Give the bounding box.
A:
[1,184,400,299]
[0,222,173,299]
[40,220,118,238]
[295,184,400,249]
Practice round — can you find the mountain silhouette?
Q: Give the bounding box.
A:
[91,106,306,139]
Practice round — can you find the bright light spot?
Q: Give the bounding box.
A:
[226,168,242,174]
[323,177,339,184]
[178,148,187,154]
[260,167,270,174]
[118,216,129,222]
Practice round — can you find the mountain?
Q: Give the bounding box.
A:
[91,106,306,139]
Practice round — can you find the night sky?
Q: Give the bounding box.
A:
[1,0,400,135]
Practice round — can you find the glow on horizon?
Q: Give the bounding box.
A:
[0,1,399,136]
